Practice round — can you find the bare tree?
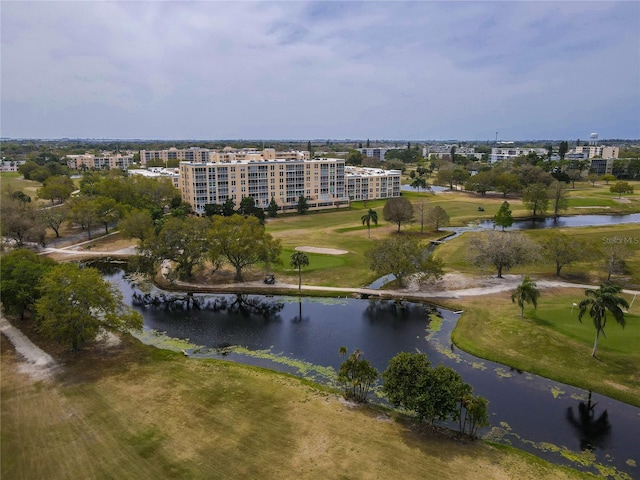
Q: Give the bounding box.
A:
[469,231,540,278]
[383,197,414,233]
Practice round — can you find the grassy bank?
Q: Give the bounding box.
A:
[435,224,640,286]
[450,289,640,407]
[1,333,594,480]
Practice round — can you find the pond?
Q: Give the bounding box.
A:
[104,267,639,479]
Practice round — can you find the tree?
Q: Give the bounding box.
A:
[118,209,155,245]
[410,176,427,193]
[548,181,569,219]
[337,348,378,403]
[150,216,210,280]
[290,251,309,292]
[361,208,378,238]
[0,195,45,246]
[424,205,449,232]
[559,141,569,160]
[267,198,279,218]
[469,231,540,278]
[464,170,494,196]
[610,181,634,199]
[365,236,443,287]
[460,394,489,438]
[38,205,68,238]
[37,175,75,205]
[346,150,364,166]
[222,198,236,216]
[578,284,629,357]
[68,195,98,239]
[602,243,632,282]
[382,197,414,233]
[600,174,616,185]
[94,196,121,234]
[494,172,521,197]
[586,173,599,186]
[297,195,309,214]
[493,201,514,231]
[542,234,590,276]
[381,352,432,413]
[208,214,281,281]
[511,276,540,317]
[382,352,473,426]
[522,183,549,218]
[567,169,583,189]
[35,263,142,351]
[0,249,55,319]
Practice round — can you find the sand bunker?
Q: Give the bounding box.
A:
[295,246,348,255]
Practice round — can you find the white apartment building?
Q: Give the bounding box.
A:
[140,147,310,166]
[1,160,25,172]
[356,147,397,161]
[345,166,401,201]
[489,147,547,163]
[423,144,481,159]
[66,153,135,170]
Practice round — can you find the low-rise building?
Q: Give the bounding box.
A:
[66,153,135,170]
[356,147,397,161]
[489,147,547,163]
[345,166,401,201]
[568,145,619,159]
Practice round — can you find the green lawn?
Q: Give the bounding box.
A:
[0,171,43,202]
[450,289,640,407]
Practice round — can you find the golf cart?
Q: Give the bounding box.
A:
[263,274,275,285]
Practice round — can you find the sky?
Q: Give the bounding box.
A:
[1,1,639,141]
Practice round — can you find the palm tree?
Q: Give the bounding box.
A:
[361,208,378,238]
[411,177,427,193]
[578,283,629,357]
[511,276,540,318]
[290,251,309,292]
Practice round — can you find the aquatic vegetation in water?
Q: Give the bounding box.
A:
[550,386,565,399]
[134,330,198,352]
[494,367,515,379]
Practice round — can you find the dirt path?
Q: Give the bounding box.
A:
[0,312,58,381]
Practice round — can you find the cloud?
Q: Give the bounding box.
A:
[1,1,638,139]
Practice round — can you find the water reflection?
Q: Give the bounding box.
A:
[566,391,611,451]
[132,291,285,318]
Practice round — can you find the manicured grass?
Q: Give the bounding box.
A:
[435,224,640,286]
[1,333,594,480]
[0,171,43,202]
[450,289,640,407]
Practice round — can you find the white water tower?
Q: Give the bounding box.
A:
[590,133,598,146]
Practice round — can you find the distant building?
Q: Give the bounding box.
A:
[568,145,619,159]
[140,147,309,166]
[489,147,547,163]
[66,153,135,170]
[129,167,180,188]
[356,147,397,161]
[1,160,25,172]
[423,144,481,160]
[589,158,616,176]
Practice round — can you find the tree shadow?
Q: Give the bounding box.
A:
[566,391,611,451]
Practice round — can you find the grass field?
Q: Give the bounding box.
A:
[1,333,595,480]
[449,289,640,407]
[0,171,43,202]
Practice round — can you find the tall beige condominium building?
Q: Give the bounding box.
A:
[179,155,402,215]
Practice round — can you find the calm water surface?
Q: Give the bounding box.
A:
[104,269,640,479]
